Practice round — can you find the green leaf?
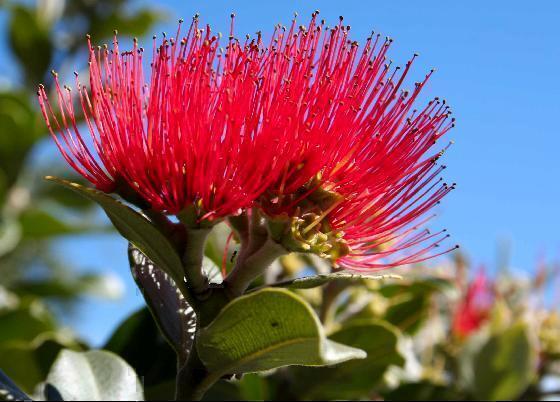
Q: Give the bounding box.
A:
[46,350,144,401]
[384,296,430,335]
[292,320,406,399]
[46,177,184,285]
[378,278,450,334]
[267,272,402,290]
[237,373,269,401]
[197,288,366,376]
[471,323,537,400]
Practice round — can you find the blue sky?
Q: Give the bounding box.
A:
[1,0,559,345]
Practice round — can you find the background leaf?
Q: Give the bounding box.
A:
[289,320,406,400]
[46,350,144,401]
[471,323,537,400]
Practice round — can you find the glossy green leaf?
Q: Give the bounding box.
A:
[46,177,184,285]
[293,319,405,399]
[46,350,144,401]
[471,323,537,400]
[197,288,366,376]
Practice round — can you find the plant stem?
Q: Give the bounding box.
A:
[175,341,209,401]
[224,237,286,297]
[182,228,211,296]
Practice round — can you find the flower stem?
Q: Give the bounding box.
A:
[224,237,286,297]
[175,341,210,401]
[182,228,211,297]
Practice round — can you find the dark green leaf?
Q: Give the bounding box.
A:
[237,373,269,401]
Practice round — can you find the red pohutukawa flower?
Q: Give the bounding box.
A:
[38,17,281,218]
[452,270,494,338]
[38,12,456,270]
[252,13,456,269]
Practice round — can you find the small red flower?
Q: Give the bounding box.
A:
[38,17,281,218]
[452,270,494,338]
[253,13,456,269]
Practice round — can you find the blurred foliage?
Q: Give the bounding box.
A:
[0,0,161,397]
[0,0,161,298]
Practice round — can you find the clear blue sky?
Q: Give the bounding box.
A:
[1,0,559,345]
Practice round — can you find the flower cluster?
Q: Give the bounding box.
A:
[38,12,455,271]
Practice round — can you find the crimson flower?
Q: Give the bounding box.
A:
[252,13,456,269]
[452,270,495,338]
[38,17,277,218]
